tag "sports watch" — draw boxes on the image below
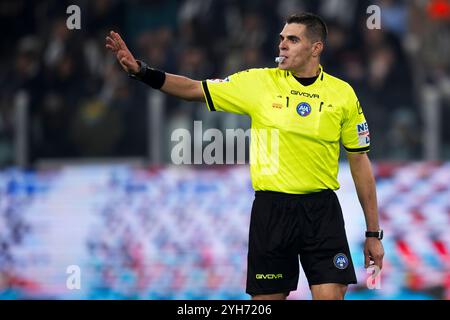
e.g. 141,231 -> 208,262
365,229 -> 383,240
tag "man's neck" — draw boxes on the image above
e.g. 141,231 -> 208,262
292,62 -> 321,78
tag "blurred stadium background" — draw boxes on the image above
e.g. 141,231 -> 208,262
1,0 -> 450,299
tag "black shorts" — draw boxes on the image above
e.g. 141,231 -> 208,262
246,189 -> 357,296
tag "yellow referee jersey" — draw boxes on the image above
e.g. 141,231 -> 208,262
201,66 -> 370,194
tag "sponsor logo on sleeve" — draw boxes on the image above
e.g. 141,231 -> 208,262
356,121 -> 370,146
208,77 -> 230,83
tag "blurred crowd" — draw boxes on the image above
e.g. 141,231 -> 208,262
1,0 -> 449,167
2,164 -> 450,299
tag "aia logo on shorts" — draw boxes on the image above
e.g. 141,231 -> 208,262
333,253 -> 349,270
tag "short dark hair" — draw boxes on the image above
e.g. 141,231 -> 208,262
286,13 -> 328,43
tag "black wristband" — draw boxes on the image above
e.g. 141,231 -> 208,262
365,230 -> 383,240
129,60 -> 166,89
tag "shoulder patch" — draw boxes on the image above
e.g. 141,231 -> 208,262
356,121 -> 370,146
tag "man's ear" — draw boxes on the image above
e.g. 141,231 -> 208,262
311,41 -> 323,57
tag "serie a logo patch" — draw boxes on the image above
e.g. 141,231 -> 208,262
296,102 -> 311,117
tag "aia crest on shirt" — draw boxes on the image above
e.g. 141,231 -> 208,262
296,102 -> 311,117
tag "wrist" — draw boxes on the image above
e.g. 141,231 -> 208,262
365,229 -> 383,240
366,223 -> 380,232
129,60 -> 166,89
129,60 -> 144,76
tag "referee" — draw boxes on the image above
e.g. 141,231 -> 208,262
106,12 -> 384,300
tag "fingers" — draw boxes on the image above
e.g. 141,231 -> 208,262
108,31 -> 121,50
364,250 -> 383,269
364,251 -> 371,268
106,36 -> 115,46
107,30 -> 137,73
105,44 -> 116,52
110,31 -> 127,50
110,30 -> 117,41
364,239 -> 384,270
373,254 -> 383,270
116,33 -> 128,50
106,36 -> 117,50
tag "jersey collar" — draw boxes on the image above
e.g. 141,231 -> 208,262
288,65 -> 324,87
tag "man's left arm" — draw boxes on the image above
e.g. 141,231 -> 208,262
347,152 -> 384,270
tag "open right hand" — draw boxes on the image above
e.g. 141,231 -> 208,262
105,31 -> 140,74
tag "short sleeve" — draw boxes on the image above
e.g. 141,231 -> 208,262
201,69 -> 262,115
341,86 -> 370,153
